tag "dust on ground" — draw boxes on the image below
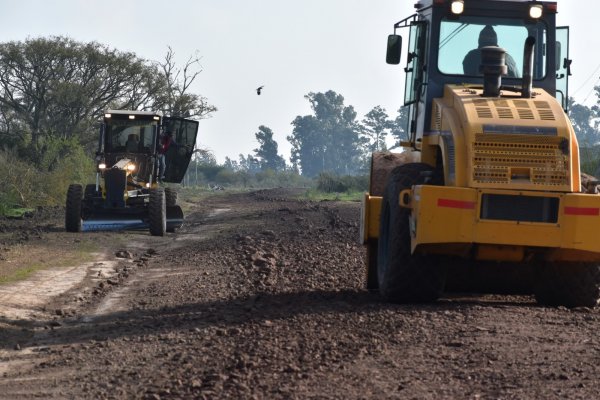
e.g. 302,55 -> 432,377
0,188 -> 599,399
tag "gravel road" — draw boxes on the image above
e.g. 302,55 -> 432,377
0,188 -> 599,399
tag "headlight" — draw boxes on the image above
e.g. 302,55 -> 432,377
529,4 -> 543,18
127,163 -> 136,172
98,163 -> 107,170
451,0 -> 464,14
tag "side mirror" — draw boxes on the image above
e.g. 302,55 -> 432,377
555,41 -> 561,71
386,34 -> 402,65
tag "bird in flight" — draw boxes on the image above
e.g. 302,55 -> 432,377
256,85 -> 264,95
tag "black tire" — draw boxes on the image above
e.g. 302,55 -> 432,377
534,262 -> 600,308
149,188 -> 166,236
377,163 -> 446,303
366,240 -> 379,292
165,187 -> 177,207
65,184 -> 83,232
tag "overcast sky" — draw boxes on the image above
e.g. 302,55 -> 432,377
0,1 -> 598,162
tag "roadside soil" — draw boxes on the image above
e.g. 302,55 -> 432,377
0,188 -> 599,399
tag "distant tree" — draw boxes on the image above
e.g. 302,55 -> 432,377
238,154 -> 261,173
389,107 -> 410,149
223,156 -> 240,171
192,148 -> 217,165
288,90 -> 362,177
157,47 -> 217,119
288,114 -> 323,177
253,125 -> 286,171
570,98 -> 599,146
569,97 -> 600,175
361,105 -> 390,152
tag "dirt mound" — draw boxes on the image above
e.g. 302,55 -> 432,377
369,151 -> 420,196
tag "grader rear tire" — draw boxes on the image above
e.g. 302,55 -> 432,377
534,263 -> 600,308
65,184 -> 83,232
377,163 -> 446,303
149,188 -> 166,236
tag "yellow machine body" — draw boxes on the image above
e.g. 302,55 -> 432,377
362,85 -> 600,263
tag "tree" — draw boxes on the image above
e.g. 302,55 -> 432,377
253,125 -> 286,171
287,90 -> 363,177
157,47 -> 217,119
238,154 -> 261,173
223,156 -> 240,171
570,98 -> 599,147
361,105 -> 390,152
389,107 -> 410,149
570,97 -> 600,175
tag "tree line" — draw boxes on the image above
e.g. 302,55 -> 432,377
2,35 -> 600,208
220,94 -> 600,179
217,91 -> 408,178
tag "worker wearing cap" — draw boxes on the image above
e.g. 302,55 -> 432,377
463,25 -> 519,77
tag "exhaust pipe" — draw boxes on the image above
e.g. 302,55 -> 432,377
521,36 -> 536,98
480,46 -> 507,97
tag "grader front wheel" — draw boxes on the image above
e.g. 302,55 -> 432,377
149,188 -> 166,236
65,184 -> 83,232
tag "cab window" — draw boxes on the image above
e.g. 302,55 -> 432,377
438,17 -> 547,79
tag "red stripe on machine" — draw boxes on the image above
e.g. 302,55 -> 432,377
564,207 -> 600,216
437,199 -> 476,209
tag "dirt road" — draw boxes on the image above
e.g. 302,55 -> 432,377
0,189 -> 599,399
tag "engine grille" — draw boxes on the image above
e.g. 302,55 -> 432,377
480,193 -> 559,223
473,134 -> 569,186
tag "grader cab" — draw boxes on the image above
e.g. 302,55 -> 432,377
361,0 -> 600,307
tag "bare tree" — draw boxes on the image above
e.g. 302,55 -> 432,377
158,47 -> 217,119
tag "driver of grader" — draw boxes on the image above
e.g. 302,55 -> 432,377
462,25 -> 520,77
125,133 -> 140,152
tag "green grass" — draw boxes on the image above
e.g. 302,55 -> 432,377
0,240 -> 98,285
0,264 -> 45,284
2,207 -> 35,218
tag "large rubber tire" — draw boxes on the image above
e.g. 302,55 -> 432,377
366,240 -> 379,292
65,184 -> 83,232
377,163 -> 446,303
165,187 -> 178,207
149,188 -> 166,236
534,262 -> 600,308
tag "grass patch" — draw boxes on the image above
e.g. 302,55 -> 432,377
0,240 -> 99,285
3,207 -> 35,219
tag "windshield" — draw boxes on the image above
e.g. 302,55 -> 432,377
105,120 -> 157,153
438,17 -> 547,79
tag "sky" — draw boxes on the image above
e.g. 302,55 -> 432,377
0,0 -> 598,163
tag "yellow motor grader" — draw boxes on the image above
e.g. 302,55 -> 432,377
65,110 -> 198,236
361,0 -> 600,307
